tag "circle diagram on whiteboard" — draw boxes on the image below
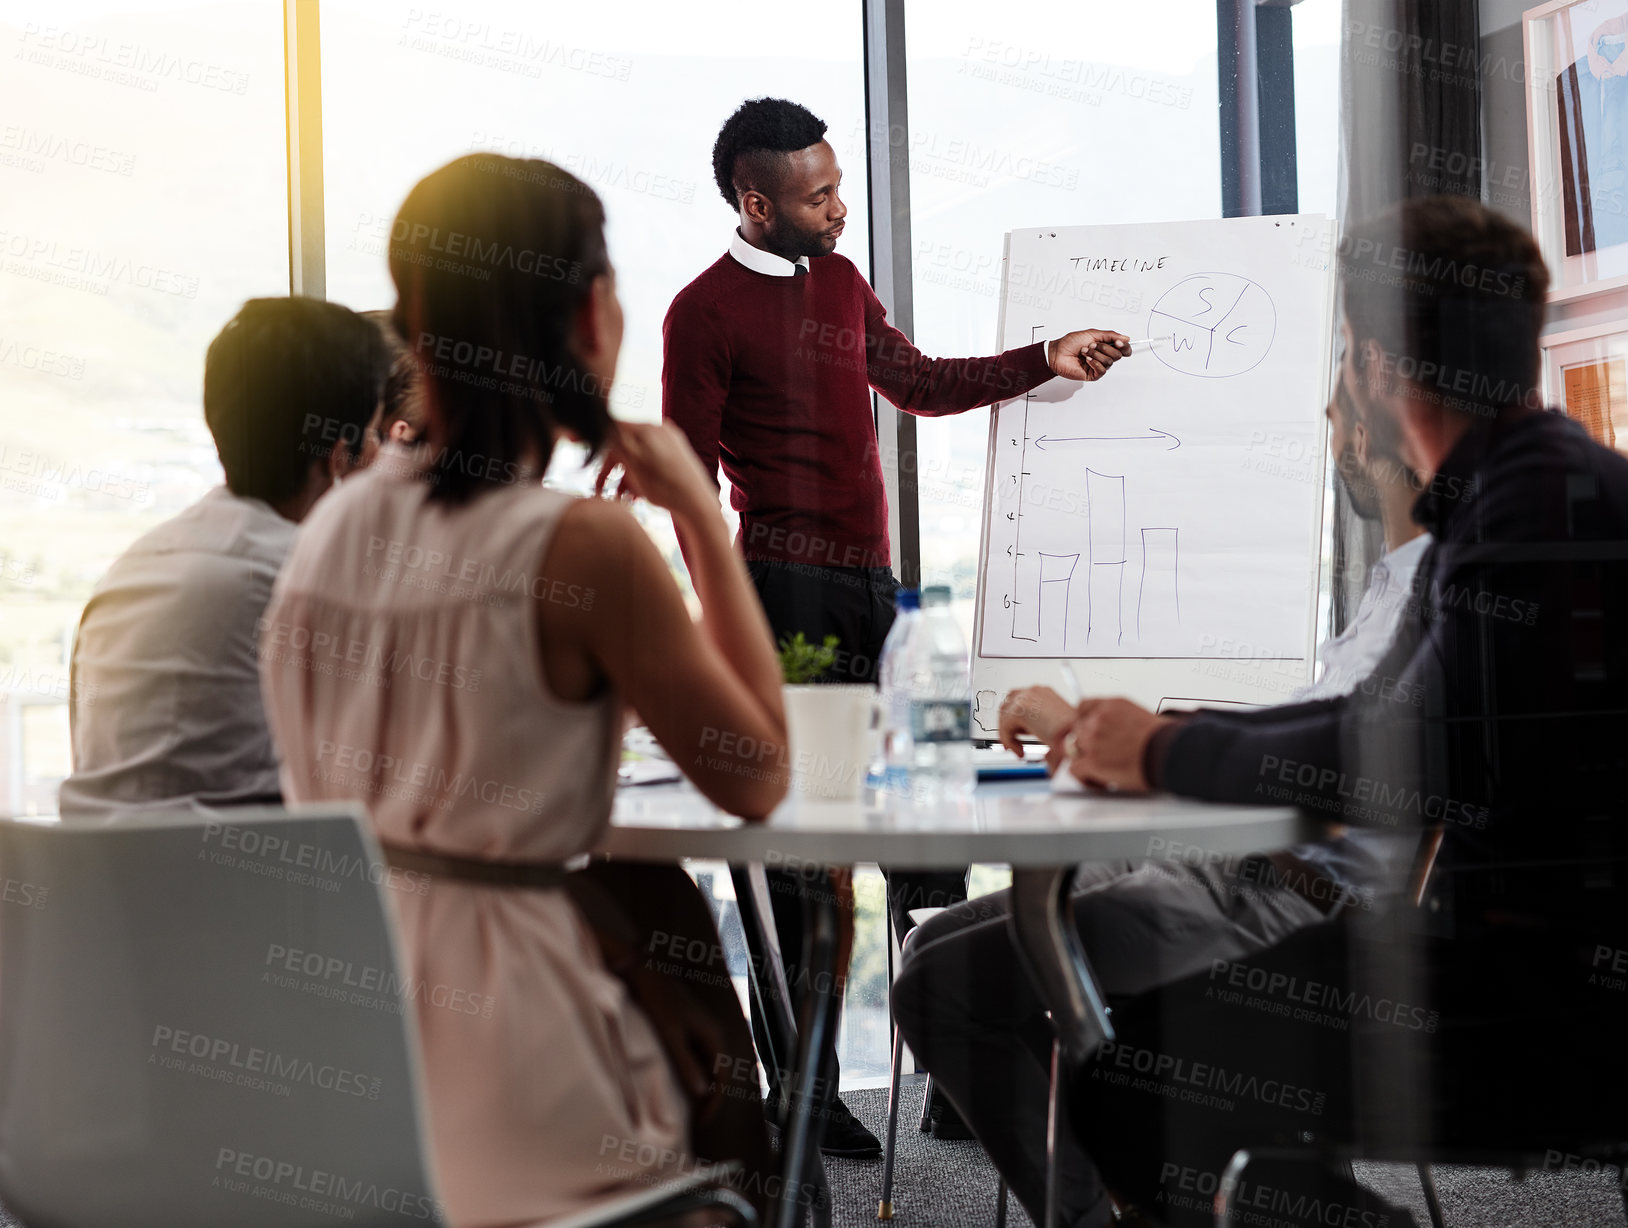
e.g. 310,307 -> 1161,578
1147,272 -> 1276,378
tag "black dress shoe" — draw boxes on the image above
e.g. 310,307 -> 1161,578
762,1093 -> 883,1158
818,1097 -> 882,1158
927,1086 -> 976,1141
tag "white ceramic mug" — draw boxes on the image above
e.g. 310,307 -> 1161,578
782,684 -> 884,804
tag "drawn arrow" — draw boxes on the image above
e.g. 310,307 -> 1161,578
1032,429 -> 1181,451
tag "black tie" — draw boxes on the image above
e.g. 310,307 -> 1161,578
793,264 -> 808,277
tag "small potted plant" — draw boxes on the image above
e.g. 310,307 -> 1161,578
777,632 -> 840,685
775,634 -> 879,803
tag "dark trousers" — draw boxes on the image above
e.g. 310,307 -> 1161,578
1072,919 -> 1411,1228
746,559 -> 969,1095
1073,866 -> 1628,1228
747,559 -> 898,687
891,860 -> 1327,1228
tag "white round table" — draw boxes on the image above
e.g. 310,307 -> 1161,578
603,777 -> 1315,867
599,780 -> 1324,1228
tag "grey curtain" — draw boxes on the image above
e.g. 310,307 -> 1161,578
1332,0 -> 1482,632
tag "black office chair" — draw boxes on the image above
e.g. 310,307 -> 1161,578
1207,827 -> 1628,1228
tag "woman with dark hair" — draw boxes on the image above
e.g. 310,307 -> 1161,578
261,154 -> 790,1226
362,309 -> 426,445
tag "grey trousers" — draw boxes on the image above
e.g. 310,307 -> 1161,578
890,858 -> 1326,1228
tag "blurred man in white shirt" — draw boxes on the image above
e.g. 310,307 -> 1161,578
1296,378 -> 1429,701
59,297 -> 388,819
896,377 -> 1434,1228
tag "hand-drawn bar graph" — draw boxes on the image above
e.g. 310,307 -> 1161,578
1010,462 -> 1183,653
1000,306 -> 1204,656
1006,324 -> 1046,646
1137,527 -> 1181,639
1086,469 -> 1125,647
1037,553 -> 1079,649
978,219 -> 1335,670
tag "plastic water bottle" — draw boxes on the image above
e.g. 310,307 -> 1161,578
910,586 -> 975,800
876,586 -> 974,802
873,588 -> 921,795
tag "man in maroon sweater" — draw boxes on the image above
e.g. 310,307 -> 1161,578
665,98 -> 1126,636
663,97 -> 1128,1154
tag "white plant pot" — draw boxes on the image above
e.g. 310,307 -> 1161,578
781,683 -> 883,804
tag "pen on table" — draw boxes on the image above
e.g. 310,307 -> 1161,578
1055,662 -> 1086,778
1058,660 -> 1083,705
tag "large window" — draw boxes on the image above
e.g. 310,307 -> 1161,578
903,0 -> 1225,642
0,2 -> 289,814
320,0 -> 888,1081
1293,0 -> 1342,217
321,0 -> 871,578
4,0 -> 1343,1092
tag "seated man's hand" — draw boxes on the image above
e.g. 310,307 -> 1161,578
1063,698 -> 1172,794
998,685 -> 1078,773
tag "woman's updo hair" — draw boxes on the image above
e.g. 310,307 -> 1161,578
389,154 -> 613,502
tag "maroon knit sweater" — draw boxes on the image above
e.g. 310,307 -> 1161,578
662,251 -> 1054,569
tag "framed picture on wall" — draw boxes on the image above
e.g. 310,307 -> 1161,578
1525,0 -> 1628,299
1541,319 -> 1628,450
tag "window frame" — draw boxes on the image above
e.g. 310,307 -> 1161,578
282,0 -> 1309,599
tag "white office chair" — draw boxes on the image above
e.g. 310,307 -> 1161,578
0,806 -> 750,1228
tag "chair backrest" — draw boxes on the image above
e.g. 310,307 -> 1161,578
1408,824 -> 1446,908
0,806 -> 449,1228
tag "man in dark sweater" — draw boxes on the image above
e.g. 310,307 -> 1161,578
663,97 -> 1129,1154
897,196 -> 1628,1226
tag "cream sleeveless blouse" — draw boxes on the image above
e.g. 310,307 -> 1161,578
260,451 -> 688,1226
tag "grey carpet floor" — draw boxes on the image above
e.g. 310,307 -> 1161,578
2,1083 -> 1622,1226
828,1081 -> 1628,1228
824,1081 -> 1035,1228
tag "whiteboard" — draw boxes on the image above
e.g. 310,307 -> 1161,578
971,215 -> 1336,738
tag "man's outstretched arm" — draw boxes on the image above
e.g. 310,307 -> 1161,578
860,276 -> 1128,416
